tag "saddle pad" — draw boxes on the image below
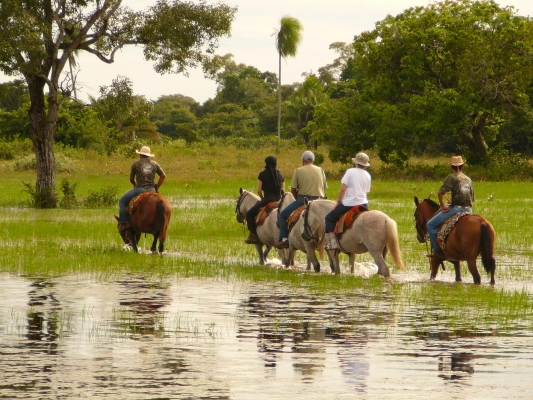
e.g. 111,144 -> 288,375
288,205 -> 306,231
334,205 -> 368,235
437,211 -> 471,250
127,191 -> 156,214
255,201 -> 279,226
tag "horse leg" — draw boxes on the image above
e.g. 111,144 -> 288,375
429,257 -> 440,280
254,243 -> 265,265
451,261 -> 462,282
131,233 -> 139,253
150,231 -> 159,253
369,249 -> 390,277
263,246 -> 272,263
466,258 -> 481,284
348,253 -> 356,274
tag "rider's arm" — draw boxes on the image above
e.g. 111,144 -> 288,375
438,190 -> 449,212
257,179 -> 263,199
130,173 -> 136,187
156,171 -> 166,190
336,184 -> 348,205
291,187 -> 298,198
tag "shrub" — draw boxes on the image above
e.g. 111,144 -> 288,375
12,153 -> 80,173
84,186 -> 118,208
59,179 -> 79,209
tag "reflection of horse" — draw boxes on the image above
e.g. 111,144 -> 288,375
115,192 -> 172,254
304,199 -> 404,276
414,196 -> 496,285
235,188 -> 288,265
280,192 -> 325,271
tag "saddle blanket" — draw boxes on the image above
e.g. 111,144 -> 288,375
127,191 -> 156,214
255,201 -> 278,226
437,211 -> 471,250
288,205 -> 306,231
334,205 -> 368,235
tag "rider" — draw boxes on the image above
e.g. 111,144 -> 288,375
275,150 -> 327,249
117,145 -> 166,232
244,155 -> 285,244
427,155 -> 474,257
324,152 -> 371,250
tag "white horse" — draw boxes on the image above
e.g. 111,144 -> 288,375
235,188 -> 288,265
279,193 -> 326,271
303,199 -> 405,277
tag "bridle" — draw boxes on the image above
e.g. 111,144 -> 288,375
301,200 -> 325,245
235,191 -> 249,224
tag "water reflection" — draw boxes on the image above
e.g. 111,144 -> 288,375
438,353 -> 475,380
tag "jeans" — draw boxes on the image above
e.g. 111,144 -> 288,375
278,195 -> 319,240
325,203 -> 367,233
427,206 -> 472,252
246,194 -> 281,234
118,187 -> 149,223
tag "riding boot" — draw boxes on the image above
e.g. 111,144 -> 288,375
244,232 -> 260,244
325,235 -> 339,250
275,238 -> 289,249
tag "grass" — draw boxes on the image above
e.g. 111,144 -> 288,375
2,143 -> 533,335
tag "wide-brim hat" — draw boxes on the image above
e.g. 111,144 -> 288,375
450,156 -> 465,166
136,146 -> 155,157
352,152 -> 370,167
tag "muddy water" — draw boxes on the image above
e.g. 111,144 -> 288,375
1,272 -> 533,399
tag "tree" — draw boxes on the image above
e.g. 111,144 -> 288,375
0,0 -> 236,207
330,0 -> 533,166
274,15 -> 303,152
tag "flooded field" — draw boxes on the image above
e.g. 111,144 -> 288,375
2,270 -> 533,399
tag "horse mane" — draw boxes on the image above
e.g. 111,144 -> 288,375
424,198 -> 439,209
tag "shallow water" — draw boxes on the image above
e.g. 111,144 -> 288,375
2,271 -> 533,399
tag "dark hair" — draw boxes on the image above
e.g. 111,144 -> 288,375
264,156 -> 280,190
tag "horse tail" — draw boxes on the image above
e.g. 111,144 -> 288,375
480,222 -> 496,274
318,241 -> 326,261
156,199 -> 170,240
385,217 -> 405,270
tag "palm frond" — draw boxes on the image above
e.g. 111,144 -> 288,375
275,16 -> 303,58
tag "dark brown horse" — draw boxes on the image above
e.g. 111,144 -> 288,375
414,196 -> 496,285
115,193 -> 172,254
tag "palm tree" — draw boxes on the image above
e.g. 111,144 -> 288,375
274,15 -> 303,152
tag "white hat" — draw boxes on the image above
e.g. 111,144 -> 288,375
352,152 -> 370,167
136,146 -> 155,157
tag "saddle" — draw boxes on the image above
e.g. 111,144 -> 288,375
334,205 -> 368,235
437,211 -> 471,250
255,201 -> 278,226
287,205 -> 306,232
127,191 -> 156,214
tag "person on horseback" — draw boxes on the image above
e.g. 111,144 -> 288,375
324,152 -> 371,250
427,155 -> 474,258
275,151 -> 327,249
117,145 -> 166,232
244,156 -> 285,244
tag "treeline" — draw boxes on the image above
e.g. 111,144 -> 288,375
2,0 -> 533,171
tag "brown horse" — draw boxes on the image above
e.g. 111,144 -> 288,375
413,196 -> 495,285
115,193 -> 172,254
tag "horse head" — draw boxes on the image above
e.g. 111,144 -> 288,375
114,215 -> 135,246
413,196 -> 439,243
235,187 -> 259,224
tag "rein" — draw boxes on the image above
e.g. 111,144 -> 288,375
301,201 -> 325,246
235,191 -> 249,224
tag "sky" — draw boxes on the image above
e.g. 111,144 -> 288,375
2,0 -> 533,104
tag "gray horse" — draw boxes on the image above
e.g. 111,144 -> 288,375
235,188 -> 288,265
303,199 -> 404,276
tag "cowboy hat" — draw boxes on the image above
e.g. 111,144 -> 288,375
352,152 -> 370,167
136,146 -> 155,157
449,156 -> 465,166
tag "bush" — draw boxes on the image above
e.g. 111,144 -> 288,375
59,179 -> 79,209
12,153 -> 80,173
84,186 -> 118,208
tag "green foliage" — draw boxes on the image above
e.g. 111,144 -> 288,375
21,182 -> 56,209
84,186 -> 119,208
12,153 -> 79,173
59,179 -> 79,209
0,137 -> 32,160
275,16 -> 304,58
0,80 -> 29,111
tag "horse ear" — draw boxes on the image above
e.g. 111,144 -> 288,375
414,196 -> 419,206
239,187 -> 243,194
304,198 -> 309,206
114,215 -> 119,222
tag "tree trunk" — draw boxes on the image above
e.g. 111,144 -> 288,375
28,78 -> 58,208
277,51 -> 282,153
459,112 -> 489,164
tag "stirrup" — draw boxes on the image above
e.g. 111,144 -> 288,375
325,237 -> 338,250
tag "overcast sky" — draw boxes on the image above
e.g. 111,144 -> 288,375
2,0 -> 533,104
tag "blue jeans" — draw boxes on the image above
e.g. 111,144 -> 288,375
278,195 -> 319,240
118,187 -> 149,223
427,206 -> 472,252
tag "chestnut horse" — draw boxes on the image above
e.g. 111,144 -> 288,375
413,196 -> 495,285
115,193 -> 172,254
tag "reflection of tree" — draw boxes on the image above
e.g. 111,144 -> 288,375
115,276 -> 171,336
438,353 -> 474,380
26,280 -> 60,356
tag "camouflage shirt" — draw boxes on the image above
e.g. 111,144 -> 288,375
439,172 -> 474,208
130,158 -> 164,189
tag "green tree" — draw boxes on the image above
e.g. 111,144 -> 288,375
332,0 -> 533,166
274,15 -> 303,152
0,0 -> 235,207
0,80 -> 29,111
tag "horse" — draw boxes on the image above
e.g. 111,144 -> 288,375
280,193 -> 326,271
114,192 -> 172,254
303,199 -> 404,277
413,196 -> 496,285
235,188 -> 289,265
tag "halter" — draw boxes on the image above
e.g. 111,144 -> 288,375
235,190 -> 249,224
301,200 -> 325,246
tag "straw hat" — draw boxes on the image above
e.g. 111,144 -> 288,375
449,156 -> 465,166
136,146 -> 155,157
352,152 -> 370,167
